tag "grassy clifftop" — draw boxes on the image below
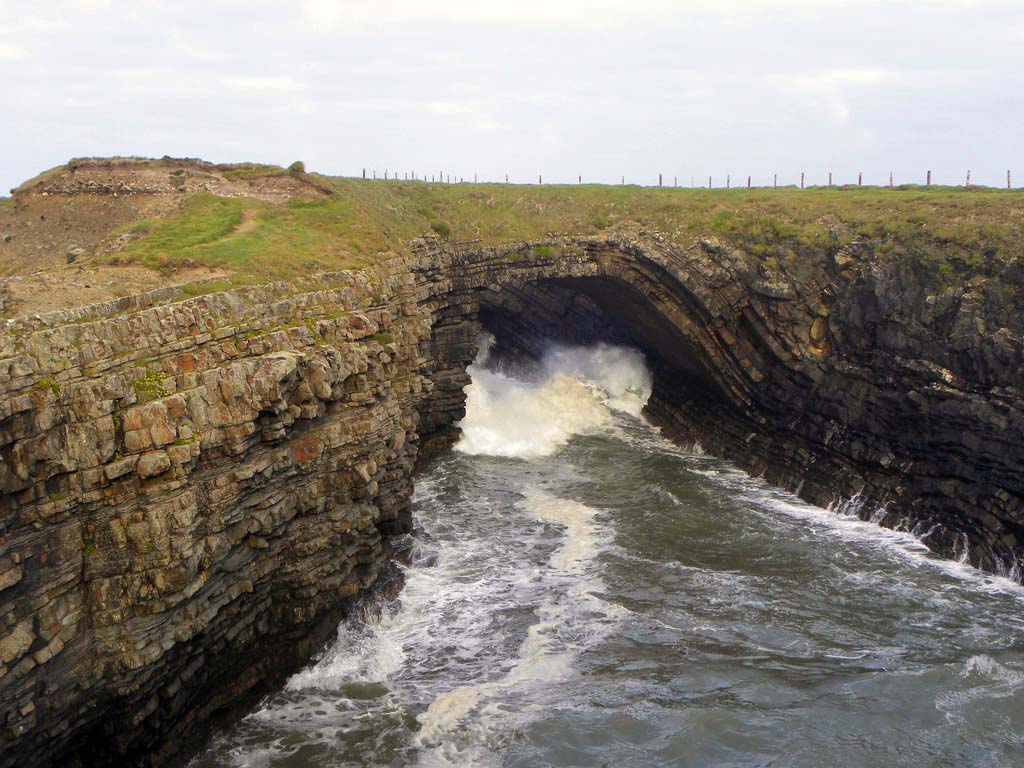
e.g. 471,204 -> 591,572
2,158 -> 1022,317
107,176 -> 1024,286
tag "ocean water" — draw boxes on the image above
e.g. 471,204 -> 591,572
193,342 -> 1024,768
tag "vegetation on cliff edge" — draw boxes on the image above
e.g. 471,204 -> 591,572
101,176 -> 1024,295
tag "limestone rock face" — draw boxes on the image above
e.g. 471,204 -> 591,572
0,263 -> 432,767
0,231 -> 1021,767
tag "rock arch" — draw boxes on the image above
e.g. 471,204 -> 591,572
415,233 -> 1024,579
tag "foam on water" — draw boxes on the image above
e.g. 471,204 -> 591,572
455,339 -> 651,458
412,489 -> 624,766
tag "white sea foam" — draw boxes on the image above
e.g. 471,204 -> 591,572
412,488 -> 622,766
455,339 -> 651,458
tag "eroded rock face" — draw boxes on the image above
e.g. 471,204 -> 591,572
414,234 -> 1024,578
0,264 -> 433,766
0,232 -> 1021,766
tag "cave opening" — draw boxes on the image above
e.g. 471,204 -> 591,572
474,276 -> 733,449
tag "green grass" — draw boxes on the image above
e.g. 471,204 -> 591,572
105,193 -> 382,278
100,176 -> 1024,298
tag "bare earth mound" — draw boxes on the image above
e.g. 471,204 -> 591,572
0,158 -> 328,316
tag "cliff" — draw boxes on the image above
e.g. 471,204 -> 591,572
0,160 -> 1022,766
0,263 -> 434,765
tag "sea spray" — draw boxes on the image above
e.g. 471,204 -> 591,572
455,339 -> 652,458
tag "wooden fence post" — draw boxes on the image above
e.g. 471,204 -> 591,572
828,172 -> 832,186
674,176 -> 678,187
539,174 -> 542,185
659,173 -> 663,187
622,176 -> 625,185
1009,170 -> 1013,189
362,168 -> 366,179
858,172 -> 862,187
800,172 -> 804,189
927,170 -> 931,186
579,175 -> 582,184
708,176 -> 712,189
889,172 -> 893,188
506,173 -> 509,184
773,173 -> 777,188
727,174 -> 730,189
747,175 -> 751,188
966,170 -> 971,187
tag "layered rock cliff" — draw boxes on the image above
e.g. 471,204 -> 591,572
0,263 -> 433,766
0,231 -> 1022,766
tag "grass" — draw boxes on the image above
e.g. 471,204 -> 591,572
104,193 -> 382,279
97,175 -> 1024,299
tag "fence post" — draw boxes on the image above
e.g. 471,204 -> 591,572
708,176 -> 712,189
927,170 -> 931,186
858,172 -> 862,187
659,173 -> 663,187
579,175 -> 582,184
966,170 -> 971,187
828,171 -> 832,186
674,176 -> 678,187
747,175 -> 751,188
889,172 -> 893,188
774,173 -> 777,188
727,174 -> 730,189
621,176 -> 625,185
800,172 -> 804,189
506,173 -> 509,184
362,168 -> 366,179
539,174 -> 542,185
1009,170 -> 1013,189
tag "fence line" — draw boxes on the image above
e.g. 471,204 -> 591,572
358,169 -> 1021,189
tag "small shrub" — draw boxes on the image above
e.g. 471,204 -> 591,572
431,220 -> 452,239
133,371 -> 171,402
34,378 -> 61,396
288,161 -> 306,174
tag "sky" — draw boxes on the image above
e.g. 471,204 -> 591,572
1,0 -> 1021,192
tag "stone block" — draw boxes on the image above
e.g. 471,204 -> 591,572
137,451 -> 171,479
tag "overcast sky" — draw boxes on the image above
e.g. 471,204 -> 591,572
1,0 -> 1021,192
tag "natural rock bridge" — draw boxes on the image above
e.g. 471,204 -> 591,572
1,233 -> 1022,766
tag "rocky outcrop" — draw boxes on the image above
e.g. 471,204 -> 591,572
0,231 -> 1021,766
0,264 -> 433,766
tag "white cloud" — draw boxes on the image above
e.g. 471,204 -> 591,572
0,43 -> 28,60
0,0 -> 1022,191
221,76 -> 307,93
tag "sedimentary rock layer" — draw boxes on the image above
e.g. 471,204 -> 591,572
0,232 -> 1021,766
